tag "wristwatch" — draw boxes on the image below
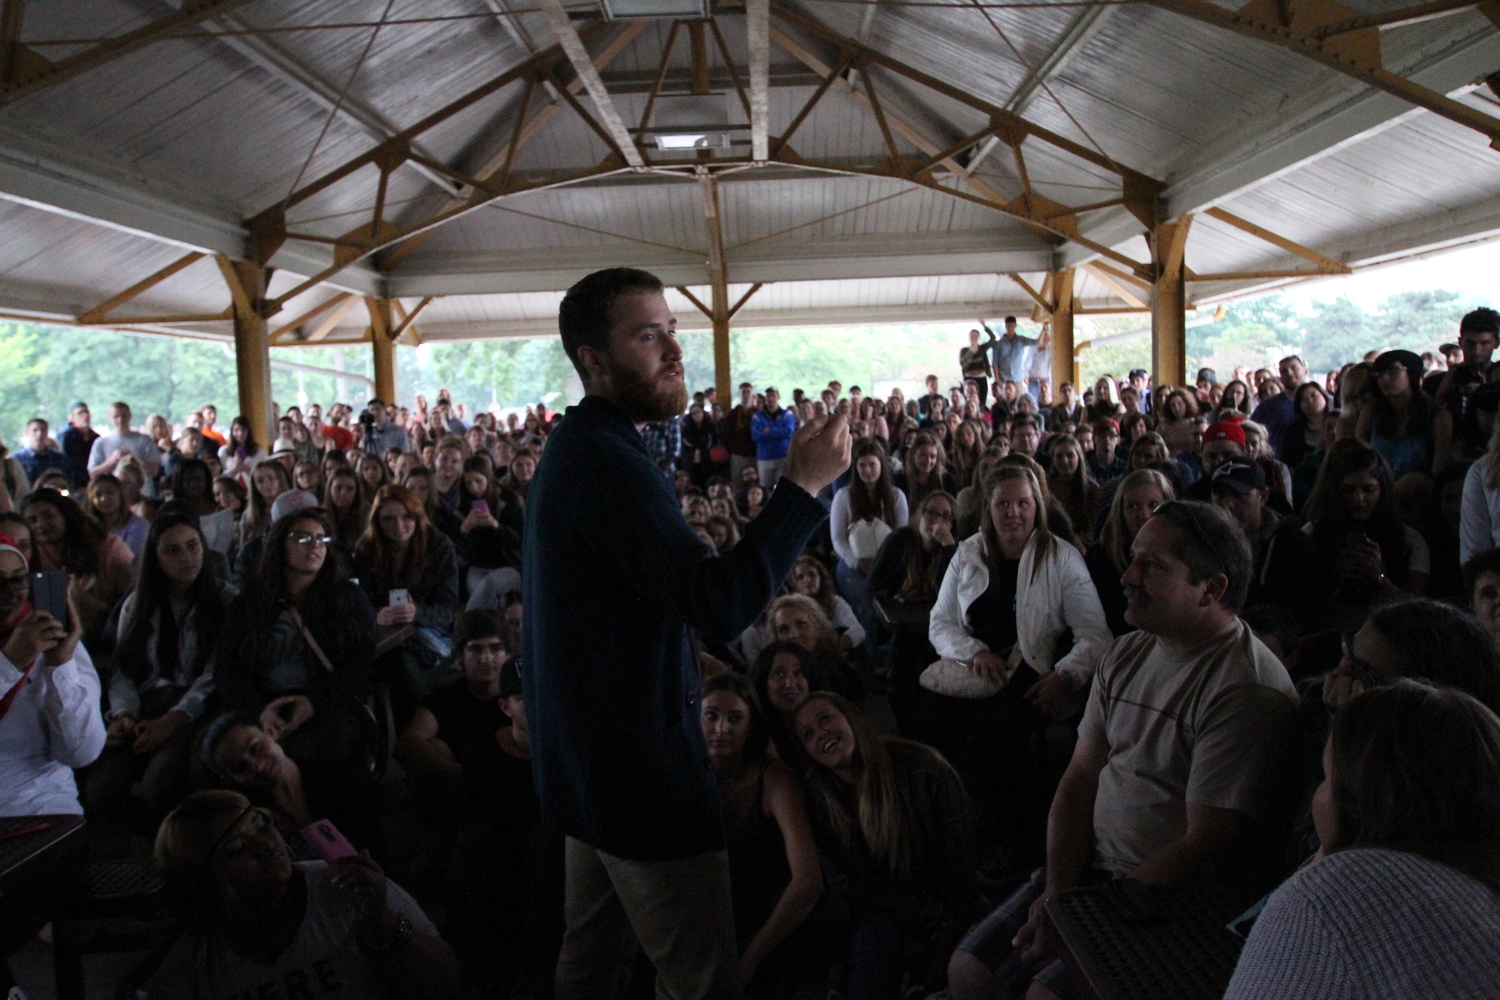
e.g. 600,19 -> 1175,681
364,912 -> 413,956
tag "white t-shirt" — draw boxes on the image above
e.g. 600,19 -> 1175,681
88,431 -> 160,471
146,861 -> 438,1000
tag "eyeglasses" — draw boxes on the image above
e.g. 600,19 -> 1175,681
1340,632 -> 1387,690
287,532 -> 333,548
210,806 -> 276,861
1157,501 -> 1232,576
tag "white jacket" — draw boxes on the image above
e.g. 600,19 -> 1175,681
929,530 -> 1111,689
1461,455 -> 1500,565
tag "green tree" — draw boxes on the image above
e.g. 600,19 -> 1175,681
1300,297 -> 1367,373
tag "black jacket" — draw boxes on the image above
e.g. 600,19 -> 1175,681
522,396 -> 827,861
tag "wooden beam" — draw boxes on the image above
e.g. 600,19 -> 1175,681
303,294 -> 364,343
270,292 -> 355,342
1088,259 -> 1154,294
858,62 -> 904,173
675,285 -> 713,318
1084,261 -> 1150,310
1314,0 -> 1488,36
1008,273 -> 1053,314
1050,268 -> 1077,390
539,0 -> 644,167
223,258 -> 273,448
772,52 -> 852,158
638,21 -> 682,142
104,310 -> 232,325
1203,206 -> 1350,273
391,296 -> 434,342
76,251 -> 206,324
0,0 -> 260,105
689,20 -> 710,95
700,171 -> 732,401
1189,269 -> 1338,281
367,297 -> 397,404
747,0 -> 771,161
728,282 -> 765,319
1151,220 -> 1188,388
1146,0 -> 1500,150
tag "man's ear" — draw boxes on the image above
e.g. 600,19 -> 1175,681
1200,572 -> 1230,608
575,345 -> 605,386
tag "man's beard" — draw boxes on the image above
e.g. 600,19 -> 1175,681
611,359 -> 687,422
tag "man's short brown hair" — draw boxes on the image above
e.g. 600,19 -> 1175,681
558,267 -> 665,385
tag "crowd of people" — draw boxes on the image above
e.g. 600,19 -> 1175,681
1,288 -> 1499,1000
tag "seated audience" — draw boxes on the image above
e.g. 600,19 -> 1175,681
394,609 -> 508,828
1085,469 -> 1175,636
148,790 -> 459,1000
324,465 -> 368,553
1460,416 -> 1500,563
921,465 -> 1111,864
1225,682 -> 1500,1000
86,472 -> 149,556
830,438 -> 909,630
22,487 -> 134,648
1207,456 -> 1324,633
89,509 -> 236,838
949,501 -> 1299,1000
701,673 -> 825,988
1085,418 -> 1126,484
1464,548 -> 1500,647
750,640 -> 828,762
0,532 -> 103,815
770,593 -> 863,702
1044,435 -> 1099,544
894,432 -> 957,508
446,657 -> 564,995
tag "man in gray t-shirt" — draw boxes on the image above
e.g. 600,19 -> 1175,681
86,400 -> 161,480
950,501 -> 1299,1000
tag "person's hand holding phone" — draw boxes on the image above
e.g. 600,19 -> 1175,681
42,593 -> 82,667
376,601 -> 416,626
331,850 -> 392,927
260,694 -> 315,741
1339,536 -> 1384,581
105,714 -> 137,748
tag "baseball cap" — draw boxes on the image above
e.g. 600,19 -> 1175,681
1202,421 -> 1247,447
1209,456 -> 1265,494
499,658 -> 522,698
1092,418 -> 1120,436
269,489 -> 319,523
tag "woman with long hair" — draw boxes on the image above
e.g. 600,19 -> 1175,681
921,465 -> 1110,861
215,508 -> 380,848
86,472 -> 149,556
1242,418 -> 1295,501
89,508 -> 236,834
868,491 -> 959,735
1045,435 -> 1100,545
831,439 -> 908,632
1085,468 -> 1174,636
787,555 -> 864,649
1284,381 -> 1335,509
949,419 -> 986,486
1088,375 -> 1122,422
323,465 -> 367,554
499,449 -> 537,507
954,446 -> 1008,539
750,641 -> 828,762
238,460 -> 291,548
699,673 -> 826,987
355,452 -> 389,499
1156,388 -> 1200,454
1356,349 -> 1452,477
453,459 -> 523,587
1225,682 -> 1500,999
793,692 -> 978,999
769,594 -> 863,703
115,456 -> 153,521
894,431 -> 957,510
218,415 -> 262,479
354,484 -> 460,726
145,414 -> 174,456
22,487 -> 133,647
1219,379 -> 1253,417
1304,440 -> 1427,630
212,475 -> 246,520
292,460 -> 323,498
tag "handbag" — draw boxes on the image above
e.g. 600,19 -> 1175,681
918,645 -> 1022,700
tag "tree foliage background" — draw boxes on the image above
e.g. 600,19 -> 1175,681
0,288 -> 1479,442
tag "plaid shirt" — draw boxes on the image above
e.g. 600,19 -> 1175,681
639,419 -> 683,475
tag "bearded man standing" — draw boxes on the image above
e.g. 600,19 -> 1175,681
523,268 -> 850,1000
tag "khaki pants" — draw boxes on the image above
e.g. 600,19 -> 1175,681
757,458 -> 786,490
555,837 -> 738,1000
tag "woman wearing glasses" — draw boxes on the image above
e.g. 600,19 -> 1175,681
216,510 -> 380,847
147,790 -> 458,1000
354,485 -> 459,730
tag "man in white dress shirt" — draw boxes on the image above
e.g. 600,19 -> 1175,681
0,535 -> 105,816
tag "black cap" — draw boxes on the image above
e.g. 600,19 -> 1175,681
1373,349 -> 1424,387
1129,369 -> 1148,379
499,657 -> 522,698
1209,456 -> 1266,495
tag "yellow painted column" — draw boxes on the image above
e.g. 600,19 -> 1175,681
1049,268 -> 1075,391
227,259 -> 273,448
1151,220 -> 1188,388
366,297 -> 397,404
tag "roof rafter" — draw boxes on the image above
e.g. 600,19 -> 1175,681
539,0 -> 643,167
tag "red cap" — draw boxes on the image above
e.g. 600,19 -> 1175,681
1218,412 -> 1247,423
1092,418 -> 1120,436
1203,421 -> 1246,447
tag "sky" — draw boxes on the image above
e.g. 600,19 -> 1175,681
1269,238 -> 1500,313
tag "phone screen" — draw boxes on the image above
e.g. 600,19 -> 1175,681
303,819 -> 359,866
472,500 -> 489,516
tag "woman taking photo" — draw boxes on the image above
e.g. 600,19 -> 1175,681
750,641 -> 827,762
216,509 -> 380,837
89,509 -> 236,835
868,491 -> 959,735
147,790 -> 458,1000
1357,349 -> 1452,478
453,459 -> 523,587
218,416 -> 263,479
700,673 -> 825,987
1225,682 -> 1500,1000
794,692 -> 979,999
22,488 -> 133,648
354,485 -> 460,727
830,439 -> 909,627
86,472 -> 149,556
894,432 -> 957,510
1303,441 -> 1427,629
1044,435 -> 1099,545
1085,468 -> 1174,636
